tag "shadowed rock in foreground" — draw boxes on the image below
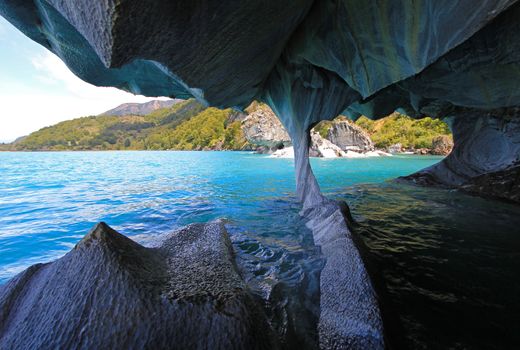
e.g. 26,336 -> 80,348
304,201 -> 384,349
0,222 -> 276,350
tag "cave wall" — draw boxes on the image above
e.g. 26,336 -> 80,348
2,1 -> 520,348
403,109 -> 520,202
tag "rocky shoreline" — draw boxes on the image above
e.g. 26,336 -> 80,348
243,107 -> 452,158
0,222 -> 279,349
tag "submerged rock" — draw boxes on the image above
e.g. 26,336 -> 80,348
0,222 -> 276,350
326,121 -> 374,152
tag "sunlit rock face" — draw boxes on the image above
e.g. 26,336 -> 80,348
327,121 -> 374,152
241,104 -> 291,150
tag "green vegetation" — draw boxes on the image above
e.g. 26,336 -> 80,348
142,107 -> 248,150
6,99 -> 250,151
1,101 -> 451,152
355,113 -> 451,149
314,120 -> 333,139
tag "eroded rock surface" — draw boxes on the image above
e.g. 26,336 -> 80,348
326,121 -> 374,152
403,110 -> 520,202
310,131 -> 347,158
2,1 -> 520,348
304,201 -> 384,350
241,104 -> 291,150
0,222 -> 276,350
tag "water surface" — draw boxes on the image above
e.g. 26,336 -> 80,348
0,151 -> 518,348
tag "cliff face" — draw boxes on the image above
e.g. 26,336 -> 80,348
241,104 -> 291,149
326,121 -> 374,152
2,1 -> 520,348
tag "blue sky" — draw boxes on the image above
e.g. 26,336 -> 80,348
0,16 -> 165,142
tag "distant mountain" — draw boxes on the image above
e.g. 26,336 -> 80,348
101,99 -> 182,116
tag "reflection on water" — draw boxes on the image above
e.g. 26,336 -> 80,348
1,151 -> 518,348
335,183 -> 520,349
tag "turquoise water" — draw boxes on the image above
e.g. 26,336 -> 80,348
0,151 -> 518,348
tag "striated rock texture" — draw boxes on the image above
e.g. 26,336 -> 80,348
3,1 -> 520,348
310,131 -> 347,158
0,222 -> 277,350
402,109 -> 520,203
326,121 -> 374,152
2,0 -> 519,199
304,201 -> 384,349
241,104 -> 291,150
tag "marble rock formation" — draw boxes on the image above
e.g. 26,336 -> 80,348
0,222 -> 276,350
403,109 -> 520,203
2,0 -> 520,348
326,121 -> 374,152
2,0 -> 518,200
241,104 -> 291,151
310,130 -> 347,158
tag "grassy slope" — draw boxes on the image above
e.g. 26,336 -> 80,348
355,113 -> 452,149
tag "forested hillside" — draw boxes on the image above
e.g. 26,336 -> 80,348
1,100 -> 452,152
5,100 -> 249,151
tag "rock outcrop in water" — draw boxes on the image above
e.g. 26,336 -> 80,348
241,104 -> 291,152
0,222 -> 276,350
2,0 -> 520,348
402,109 -> 520,203
310,131 -> 347,158
326,121 -> 374,152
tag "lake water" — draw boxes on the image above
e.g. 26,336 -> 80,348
0,151 -> 518,349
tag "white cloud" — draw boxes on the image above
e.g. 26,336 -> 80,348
0,51 -> 169,142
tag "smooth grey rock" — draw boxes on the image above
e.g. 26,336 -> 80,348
0,222 -> 277,350
327,121 -> 374,152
